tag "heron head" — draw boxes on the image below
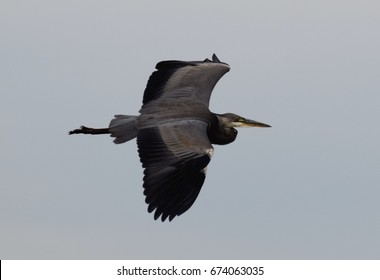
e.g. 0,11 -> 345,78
218,113 -> 271,128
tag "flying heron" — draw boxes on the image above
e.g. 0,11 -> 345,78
69,54 -> 270,221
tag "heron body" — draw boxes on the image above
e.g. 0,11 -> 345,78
69,54 -> 270,221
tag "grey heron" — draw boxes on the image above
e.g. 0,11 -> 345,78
69,54 -> 270,221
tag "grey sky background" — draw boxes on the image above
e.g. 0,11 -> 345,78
1,0 -> 379,259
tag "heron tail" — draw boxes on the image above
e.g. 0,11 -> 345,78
109,114 -> 138,144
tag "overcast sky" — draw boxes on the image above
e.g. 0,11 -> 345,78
1,0 -> 379,259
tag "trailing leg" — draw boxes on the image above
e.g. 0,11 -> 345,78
69,126 -> 110,135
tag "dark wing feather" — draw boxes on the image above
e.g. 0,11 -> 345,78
142,54 -> 230,107
137,120 -> 214,221
142,61 -> 197,104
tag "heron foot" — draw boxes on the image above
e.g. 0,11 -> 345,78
68,126 -> 110,135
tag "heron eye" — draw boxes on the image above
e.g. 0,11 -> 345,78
237,118 -> 245,122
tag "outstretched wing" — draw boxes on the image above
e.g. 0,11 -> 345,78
137,120 -> 214,221
142,54 -> 230,107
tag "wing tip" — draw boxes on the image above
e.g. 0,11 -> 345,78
156,54 -> 226,69
212,53 -> 221,63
